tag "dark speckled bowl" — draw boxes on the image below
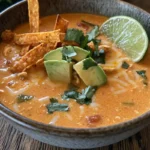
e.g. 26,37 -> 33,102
0,0 -> 150,149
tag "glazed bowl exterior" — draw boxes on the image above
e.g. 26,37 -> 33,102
0,0 -> 150,149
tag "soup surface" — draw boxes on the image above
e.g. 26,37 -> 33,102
0,14 -> 150,128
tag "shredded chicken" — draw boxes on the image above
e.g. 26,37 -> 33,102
72,72 -> 80,86
100,64 -> 117,72
17,72 -> 28,78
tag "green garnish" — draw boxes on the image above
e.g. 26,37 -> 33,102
122,61 -> 129,69
80,35 -> 89,49
62,86 -> 97,105
136,70 -> 148,85
62,90 -> 78,100
65,28 -> 84,44
122,101 -> 135,106
50,98 -> 58,103
62,46 -> 77,62
17,94 -> 34,103
92,39 -> 101,51
92,49 -> 105,64
46,98 -> 69,114
83,58 -> 97,70
81,20 -> 96,27
136,70 -> 147,80
77,86 -> 97,105
87,26 -> 100,41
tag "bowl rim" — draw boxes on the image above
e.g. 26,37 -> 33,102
0,0 -> 150,137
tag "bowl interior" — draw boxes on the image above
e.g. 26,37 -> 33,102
0,0 -> 150,135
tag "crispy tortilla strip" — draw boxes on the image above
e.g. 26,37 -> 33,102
27,0 -> 39,32
14,30 -> 61,45
12,43 -> 51,72
54,14 -> 69,33
20,46 -> 30,56
1,30 -> 14,42
36,58 -> 44,67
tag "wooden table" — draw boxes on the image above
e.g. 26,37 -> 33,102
1,0 -> 150,150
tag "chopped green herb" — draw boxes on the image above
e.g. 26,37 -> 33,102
62,86 -> 97,105
46,99 -> 69,114
87,26 -> 100,41
50,98 -> 58,103
65,28 -> 84,44
92,39 -> 101,51
62,90 -> 78,100
80,35 -> 89,49
92,49 -> 105,64
81,20 -> 96,27
17,94 -> 34,103
122,101 -> 135,106
62,46 -> 77,62
122,61 -> 129,69
136,70 -> 148,85
83,58 -> 97,70
77,86 -> 97,105
136,70 -> 147,80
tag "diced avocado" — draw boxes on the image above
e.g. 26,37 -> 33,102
44,47 -> 62,61
73,58 -> 107,86
73,46 -> 90,61
44,46 -> 90,62
44,60 -> 72,83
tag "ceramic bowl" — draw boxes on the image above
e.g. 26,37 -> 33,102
0,0 -> 150,149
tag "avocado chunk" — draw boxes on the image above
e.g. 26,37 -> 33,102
73,58 -> 107,86
73,46 -> 90,61
44,46 -> 90,62
44,60 -> 72,83
44,47 -> 62,61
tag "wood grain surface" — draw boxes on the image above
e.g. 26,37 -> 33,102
1,0 -> 150,150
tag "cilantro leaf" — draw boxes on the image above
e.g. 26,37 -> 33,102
62,86 -> 97,105
122,61 -> 129,69
46,98 -> 69,114
62,90 -> 78,100
62,46 -> 77,62
77,86 -> 97,105
92,49 -> 105,64
136,70 -> 147,80
92,39 -> 101,51
80,35 -> 89,49
17,94 -> 34,103
83,58 -> 97,70
87,26 -> 100,41
65,28 -> 84,44
136,70 -> 148,85
50,98 -> 58,103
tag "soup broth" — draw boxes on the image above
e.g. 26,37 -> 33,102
0,14 -> 150,128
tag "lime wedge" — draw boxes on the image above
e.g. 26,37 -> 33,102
100,16 -> 149,62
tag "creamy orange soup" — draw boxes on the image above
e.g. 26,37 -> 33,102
0,14 -> 150,128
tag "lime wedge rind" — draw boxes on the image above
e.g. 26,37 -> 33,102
100,16 -> 149,62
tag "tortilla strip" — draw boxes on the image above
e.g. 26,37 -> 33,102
1,30 -> 14,42
54,14 -> 69,33
27,0 -> 39,32
36,58 -> 44,66
12,43 -> 51,72
14,30 -> 61,45
20,46 -> 30,56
